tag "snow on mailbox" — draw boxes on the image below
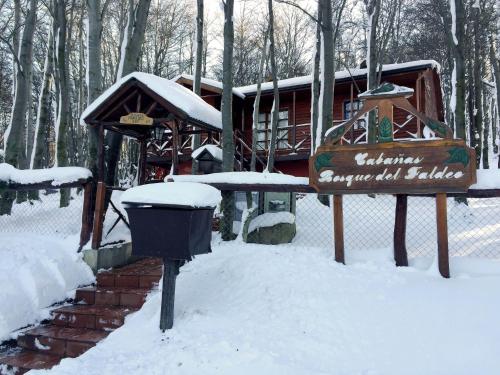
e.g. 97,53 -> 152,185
121,182 -> 221,330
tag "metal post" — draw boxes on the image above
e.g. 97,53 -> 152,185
160,259 -> 179,331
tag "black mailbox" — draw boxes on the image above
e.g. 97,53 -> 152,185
124,205 -> 214,260
121,182 -> 221,331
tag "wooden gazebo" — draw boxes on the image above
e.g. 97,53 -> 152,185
81,72 -> 223,248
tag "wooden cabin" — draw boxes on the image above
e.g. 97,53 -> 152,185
173,60 -> 444,177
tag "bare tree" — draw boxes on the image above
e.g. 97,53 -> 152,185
266,0 -> 280,172
0,0 -> 38,215
251,26 -> 269,171
104,0 -> 151,190
446,0 -> 467,139
220,0 -> 235,241
191,0 -> 203,174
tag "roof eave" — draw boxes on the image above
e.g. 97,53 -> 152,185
241,62 -> 438,97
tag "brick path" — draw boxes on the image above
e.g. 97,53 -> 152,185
0,258 -> 162,374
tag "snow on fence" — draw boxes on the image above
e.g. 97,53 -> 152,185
0,165 -> 93,248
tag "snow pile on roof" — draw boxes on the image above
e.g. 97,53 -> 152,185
80,72 -> 222,130
248,212 -> 295,233
120,182 -> 222,208
0,233 -> 94,341
0,163 -> 92,186
192,144 -> 223,161
358,82 -> 414,98
166,171 -> 309,185
237,60 -> 440,94
470,169 -> 500,190
173,74 -> 246,99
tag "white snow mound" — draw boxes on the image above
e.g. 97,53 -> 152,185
0,235 -> 94,341
248,212 -> 295,233
120,182 -> 222,208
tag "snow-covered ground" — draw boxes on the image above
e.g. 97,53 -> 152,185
0,192 -> 94,342
2,186 -> 499,374
32,239 -> 500,375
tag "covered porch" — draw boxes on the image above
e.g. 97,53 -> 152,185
81,72 -> 223,249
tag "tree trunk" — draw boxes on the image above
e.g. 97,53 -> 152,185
0,0 -> 38,215
266,0 -> 280,172
87,0 -> 103,178
220,0 -> 235,241
472,4 -> 482,167
191,0 -> 203,175
105,0 -> 151,189
365,0 -> 381,144
12,0 -> 21,92
31,27 -> 54,171
318,0 -> 334,145
482,89 -> 490,169
310,3 -> 321,154
490,39 -> 500,158
251,27 -> 269,171
448,0 -> 466,140
54,0 -> 71,207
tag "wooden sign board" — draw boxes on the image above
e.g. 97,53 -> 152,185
120,112 -> 153,126
309,139 -> 476,194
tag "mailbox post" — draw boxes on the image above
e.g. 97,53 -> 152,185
121,182 -> 222,331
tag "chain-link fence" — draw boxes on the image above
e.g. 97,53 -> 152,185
0,181 -> 92,247
1,181 -> 498,259
231,189 -> 500,259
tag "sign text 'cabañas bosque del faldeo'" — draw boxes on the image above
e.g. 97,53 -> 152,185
309,139 -> 476,194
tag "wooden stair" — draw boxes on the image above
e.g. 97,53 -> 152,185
0,258 -> 162,374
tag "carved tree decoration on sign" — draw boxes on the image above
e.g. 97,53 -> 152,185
309,82 -> 476,279
323,82 -> 454,145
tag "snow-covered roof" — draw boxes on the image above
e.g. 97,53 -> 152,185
0,163 -> 92,186
236,60 -> 440,95
166,171 -> 309,186
192,144 -> 223,161
173,74 -> 246,99
80,72 -> 222,130
120,182 -> 222,208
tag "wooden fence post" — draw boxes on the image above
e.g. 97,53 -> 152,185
91,181 -> 106,249
333,195 -> 345,264
79,182 -> 93,250
436,193 -> 450,278
393,194 -> 409,266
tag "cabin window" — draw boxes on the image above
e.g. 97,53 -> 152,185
344,100 -> 366,130
257,110 -> 289,150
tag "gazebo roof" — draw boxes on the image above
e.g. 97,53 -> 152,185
80,72 -> 222,132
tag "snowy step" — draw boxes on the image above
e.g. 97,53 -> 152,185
96,258 -> 162,288
0,350 -> 61,374
52,305 -> 137,331
75,287 -> 149,308
17,326 -> 108,358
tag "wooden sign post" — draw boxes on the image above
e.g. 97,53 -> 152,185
309,83 -> 477,278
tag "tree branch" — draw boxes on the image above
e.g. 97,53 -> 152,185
275,0 -> 321,25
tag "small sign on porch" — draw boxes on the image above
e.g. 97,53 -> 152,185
119,112 -> 154,126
